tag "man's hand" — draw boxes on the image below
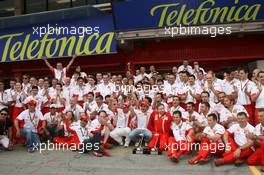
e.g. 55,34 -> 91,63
16,130 -> 20,138
233,148 -> 241,159
225,144 -> 231,153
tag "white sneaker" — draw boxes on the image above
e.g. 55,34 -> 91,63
124,143 -> 129,148
135,142 -> 139,147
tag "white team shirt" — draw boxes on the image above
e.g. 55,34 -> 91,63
228,123 -> 255,147
235,79 -> 257,105
84,100 -> 97,116
96,83 -> 115,99
203,123 -> 225,138
53,68 -> 67,82
219,104 -> 248,124
64,104 -> 84,120
256,85 -> 264,108
115,108 -> 130,128
134,109 -> 153,129
171,121 -> 192,141
17,109 -> 45,133
169,105 -> 185,116
255,123 -> 264,136
178,65 -> 193,75
24,95 -> 43,110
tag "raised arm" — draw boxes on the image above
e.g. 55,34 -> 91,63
66,54 -> 77,71
43,57 -> 54,71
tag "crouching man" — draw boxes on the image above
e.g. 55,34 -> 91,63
0,108 -> 13,151
167,111 -> 194,163
247,109 -> 264,172
110,102 -> 132,147
188,113 -> 226,165
147,104 -> 172,152
69,115 -> 108,157
214,112 -> 255,166
15,100 -> 46,153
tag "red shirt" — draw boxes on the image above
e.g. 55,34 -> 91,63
147,111 -> 172,135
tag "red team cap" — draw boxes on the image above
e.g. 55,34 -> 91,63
95,92 -> 101,96
80,115 -> 89,122
28,100 -> 37,106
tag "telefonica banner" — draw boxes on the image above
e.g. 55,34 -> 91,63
112,0 -> 264,31
0,14 -> 116,63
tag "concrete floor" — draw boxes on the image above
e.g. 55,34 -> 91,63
0,145 -> 261,175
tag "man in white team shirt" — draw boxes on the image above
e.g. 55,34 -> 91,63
84,92 -> 97,117
169,96 -> 185,116
189,113 -> 226,165
43,55 -> 77,82
178,59 -> 193,75
185,74 -> 202,105
222,69 -> 238,97
214,112 -> 255,166
219,96 -> 248,128
71,77 -> 89,107
43,104 -> 62,141
0,81 -> 8,111
234,68 -> 258,125
247,109 -> 264,172
168,111 -> 194,163
96,74 -> 115,99
129,100 -> 153,147
252,71 -> 264,125
64,97 -> 84,120
110,102 -> 132,147
198,91 -> 216,113
23,86 -> 43,111
15,100 -> 46,152
202,73 -> 223,103
163,74 -> 177,103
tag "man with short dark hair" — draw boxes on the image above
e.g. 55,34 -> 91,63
214,112 -> 255,166
247,109 -> 264,172
188,113 -> 225,165
0,108 -> 13,151
147,104 -> 172,152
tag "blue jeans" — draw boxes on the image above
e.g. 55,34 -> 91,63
21,128 -> 40,150
128,128 -> 152,143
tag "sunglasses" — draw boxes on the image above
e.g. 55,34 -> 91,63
0,113 -> 8,116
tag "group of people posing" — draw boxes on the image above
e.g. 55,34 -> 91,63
0,57 -> 263,171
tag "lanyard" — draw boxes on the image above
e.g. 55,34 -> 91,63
80,127 -> 87,137
240,79 -> 249,91
261,125 -> 264,135
28,112 -> 37,127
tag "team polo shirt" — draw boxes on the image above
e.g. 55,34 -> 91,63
17,109 -> 45,133
203,123 -> 225,137
235,79 -> 257,105
134,109 -> 152,129
171,121 -> 192,141
228,123 -> 255,147
255,123 -> 264,136
256,85 -> 264,108
115,109 -> 130,128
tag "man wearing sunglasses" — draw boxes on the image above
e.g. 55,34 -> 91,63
0,108 -> 13,151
